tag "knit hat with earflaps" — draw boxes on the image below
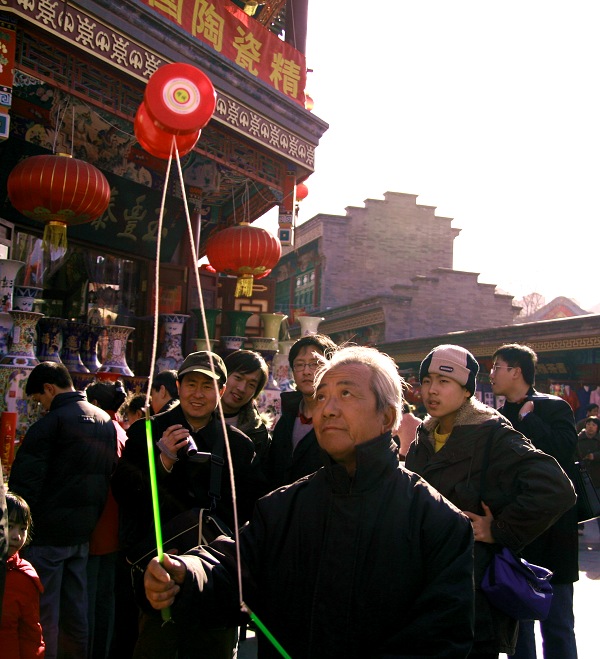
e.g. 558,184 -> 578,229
419,344 -> 479,395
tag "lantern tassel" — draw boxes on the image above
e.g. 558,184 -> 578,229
43,221 -> 68,251
235,274 -> 254,298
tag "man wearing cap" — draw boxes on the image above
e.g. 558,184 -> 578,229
112,351 -> 261,659
406,344 -> 576,659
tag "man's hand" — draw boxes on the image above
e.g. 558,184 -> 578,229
519,400 -> 535,420
464,502 -> 495,543
144,554 -> 187,610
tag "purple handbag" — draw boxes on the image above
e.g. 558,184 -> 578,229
481,546 -> 553,620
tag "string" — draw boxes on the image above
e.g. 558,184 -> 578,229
146,124 -> 290,656
51,99 -> 71,154
173,137 -> 292,656
173,142 -> 245,604
144,135 -> 175,623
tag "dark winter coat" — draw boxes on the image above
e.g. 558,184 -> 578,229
9,391 -> 116,546
575,431 -> 600,487
172,433 -> 476,659
265,390 -> 322,489
405,397 -> 576,655
111,402 -> 262,551
499,388 -> 579,582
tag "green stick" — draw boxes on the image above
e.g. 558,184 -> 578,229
243,604 -> 291,658
145,416 -> 171,623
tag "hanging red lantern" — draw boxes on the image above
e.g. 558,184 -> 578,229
7,153 -> 111,249
295,182 -> 309,202
205,223 -> 282,297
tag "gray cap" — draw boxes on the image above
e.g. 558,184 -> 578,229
177,351 -> 227,383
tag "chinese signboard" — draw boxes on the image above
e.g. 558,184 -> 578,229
140,0 -> 306,106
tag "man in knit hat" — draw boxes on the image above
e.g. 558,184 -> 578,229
406,344 -> 576,658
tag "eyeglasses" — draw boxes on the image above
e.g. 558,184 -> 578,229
292,360 -> 320,373
490,365 -> 515,373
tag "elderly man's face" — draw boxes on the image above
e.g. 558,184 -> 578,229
313,363 -> 394,473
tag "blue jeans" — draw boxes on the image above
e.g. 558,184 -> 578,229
510,583 -> 578,659
24,543 -> 90,659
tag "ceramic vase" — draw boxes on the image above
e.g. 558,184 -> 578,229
260,313 -> 287,340
80,323 -> 102,373
0,310 -> 43,367
12,286 -> 43,312
98,325 -> 135,376
0,260 -> 25,312
220,336 -> 246,351
155,314 -> 189,373
192,338 -> 220,352
0,312 -> 13,358
224,310 -> 253,337
298,315 -> 324,336
191,308 -> 221,340
37,316 -> 65,364
249,336 -> 278,353
252,340 -> 279,390
274,339 -> 296,392
60,321 -> 90,373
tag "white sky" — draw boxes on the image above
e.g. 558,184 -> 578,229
256,1 -> 600,310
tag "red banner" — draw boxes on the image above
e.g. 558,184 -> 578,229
0,22 -> 16,95
141,0 -> 306,106
0,411 -> 17,473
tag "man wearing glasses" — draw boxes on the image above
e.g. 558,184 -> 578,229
490,343 -> 579,659
266,333 -> 337,489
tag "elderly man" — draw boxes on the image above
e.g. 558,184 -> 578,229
143,346 -> 475,659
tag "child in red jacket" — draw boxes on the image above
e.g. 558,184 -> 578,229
0,491 -> 45,658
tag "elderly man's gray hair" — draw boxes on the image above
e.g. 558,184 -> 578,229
314,345 -> 404,428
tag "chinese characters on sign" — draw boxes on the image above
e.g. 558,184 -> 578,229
144,0 -> 306,105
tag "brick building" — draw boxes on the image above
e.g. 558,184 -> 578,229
273,191 -> 521,344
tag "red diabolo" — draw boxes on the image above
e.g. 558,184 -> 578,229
205,223 -> 282,297
134,102 -> 200,160
144,63 -> 217,135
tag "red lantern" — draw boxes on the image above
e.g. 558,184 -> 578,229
295,182 -> 309,202
7,153 -> 111,248
205,223 -> 282,297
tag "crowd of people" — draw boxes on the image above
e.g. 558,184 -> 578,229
0,334 -> 589,659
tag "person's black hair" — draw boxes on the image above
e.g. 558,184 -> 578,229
85,380 -> 127,412
586,403 -> 599,413
25,361 -> 73,395
288,333 -> 338,368
151,370 -> 179,399
122,393 -> 147,415
402,401 -> 414,414
6,491 -> 33,545
492,343 -> 537,386
224,350 -> 269,397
